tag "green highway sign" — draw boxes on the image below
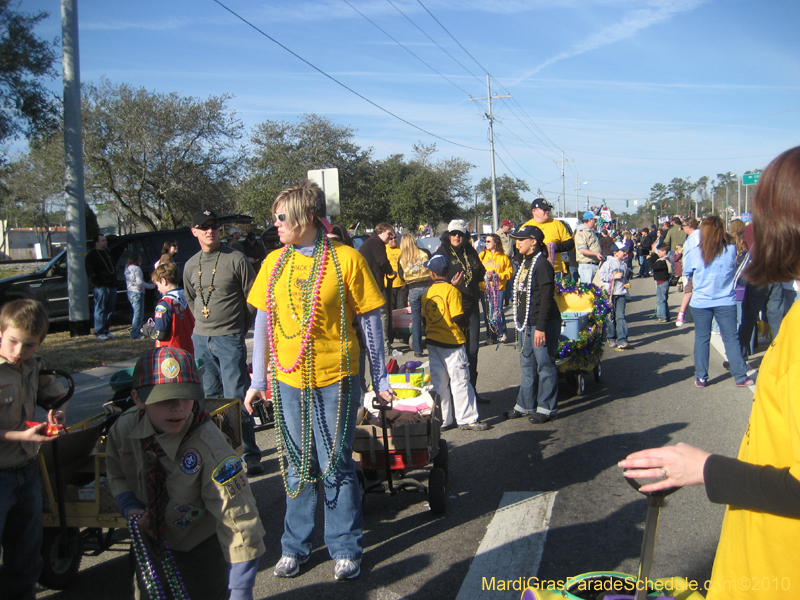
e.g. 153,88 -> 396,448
743,173 -> 761,186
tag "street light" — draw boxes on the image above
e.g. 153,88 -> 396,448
575,178 -> 588,217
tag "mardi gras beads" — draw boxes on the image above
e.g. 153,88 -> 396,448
129,513 -> 190,600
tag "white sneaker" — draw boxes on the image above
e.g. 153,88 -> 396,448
334,558 -> 361,580
498,333 -> 507,342
675,312 -> 685,327
96,334 -> 108,341
105,332 -> 116,339
274,555 -> 308,578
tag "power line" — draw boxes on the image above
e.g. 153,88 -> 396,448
341,0 -> 473,97
416,0 -> 491,76
385,0 -> 484,86
210,0 -> 487,152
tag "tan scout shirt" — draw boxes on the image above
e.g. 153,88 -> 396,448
106,409 -> 266,563
0,355 -> 65,469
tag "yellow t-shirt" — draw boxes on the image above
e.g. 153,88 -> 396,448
385,245 -> 404,289
422,281 -> 465,346
522,217 -> 572,273
706,301 -> 800,600
247,242 -> 385,389
478,250 -> 513,292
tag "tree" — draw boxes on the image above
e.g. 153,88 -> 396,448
667,177 -> 693,216
242,114 -> 373,225
82,79 -> 245,231
475,175 -> 531,225
0,1 -> 59,148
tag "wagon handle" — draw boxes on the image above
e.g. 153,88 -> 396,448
39,369 -> 75,411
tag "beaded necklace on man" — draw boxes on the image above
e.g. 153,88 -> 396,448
513,250 -> 542,352
447,243 -> 473,286
97,249 -> 115,274
196,249 -> 222,318
264,228 -> 351,499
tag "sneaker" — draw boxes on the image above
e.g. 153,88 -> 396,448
334,558 -> 361,581
657,318 -> 668,324
498,333 -> 507,342
245,458 -> 264,476
274,555 -> 309,578
676,312 -> 685,327
695,378 -> 707,388
528,413 -> 555,425
505,409 -> 526,419
105,332 -> 116,339
96,334 -> 108,341
608,340 -> 617,348
440,422 -> 457,432
616,342 -> 631,350
414,352 -> 425,358
475,394 -> 490,405
459,421 -> 489,431
737,378 -> 756,387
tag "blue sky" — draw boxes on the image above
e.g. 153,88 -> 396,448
23,0 -> 800,216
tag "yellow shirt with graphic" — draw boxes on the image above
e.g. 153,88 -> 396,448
248,242 -> 385,389
706,301 -> 800,600
385,245 -> 404,289
422,281 -> 465,346
522,217 -> 572,273
478,250 -> 513,292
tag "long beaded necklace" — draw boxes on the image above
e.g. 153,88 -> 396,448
484,270 -> 504,338
447,244 -> 473,286
129,514 -> 190,600
265,230 -> 352,499
513,251 -> 541,353
196,249 -> 221,318
98,249 -> 115,274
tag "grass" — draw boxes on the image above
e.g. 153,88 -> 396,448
0,268 -> 28,280
37,325 -> 154,373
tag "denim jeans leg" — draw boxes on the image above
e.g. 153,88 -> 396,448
191,334 -> 225,398
714,305 -> 749,383
277,377 -> 362,561
613,296 -> 628,344
514,326 -> 538,414
99,286 -> 116,335
0,461 -> 44,599
691,306 -> 713,381
656,282 -> 669,319
210,333 -> 260,462
128,291 -> 144,338
408,285 -> 427,354
534,319 -> 561,415
465,302 -> 480,387
606,300 -> 617,342
93,286 -> 108,335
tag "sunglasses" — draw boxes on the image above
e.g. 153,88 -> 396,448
450,232 -> 465,238
195,223 -> 219,231
274,213 -> 287,223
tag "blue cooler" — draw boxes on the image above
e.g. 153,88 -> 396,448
560,311 -> 590,341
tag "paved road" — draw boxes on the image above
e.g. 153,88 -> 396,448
36,277 -> 759,599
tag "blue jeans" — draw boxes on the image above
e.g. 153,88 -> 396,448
192,333 -> 260,463
92,286 -> 116,336
638,255 -> 651,277
277,376 -> 362,561
514,319 -> 560,416
607,295 -> 629,345
407,284 -> 430,354
691,304 -> 749,384
127,290 -> 145,338
655,281 -> 670,320
0,460 -> 43,600
578,263 -> 598,286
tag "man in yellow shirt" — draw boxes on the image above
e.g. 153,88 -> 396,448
522,198 -> 575,277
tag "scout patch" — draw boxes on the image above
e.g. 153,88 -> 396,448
161,356 -> 181,379
180,448 -> 202,474
212,456 -> 243,485
174,504 -> 203,528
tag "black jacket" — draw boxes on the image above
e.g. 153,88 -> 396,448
359,235 -> 393,294
515,250 -> 560,331
85,249 -> 118,288
433,236 -> 485,315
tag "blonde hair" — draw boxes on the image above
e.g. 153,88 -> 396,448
271,180 -> 326,237
399,233 -> 426,268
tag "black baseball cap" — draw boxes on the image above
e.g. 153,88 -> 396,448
192,209 -> 219,228
509,224 -> 545,243
530,198 -> 553,211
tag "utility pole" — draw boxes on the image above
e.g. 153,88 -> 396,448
554,151 -> 573,217
62,0 -> 90,336
471,75 -> 509,231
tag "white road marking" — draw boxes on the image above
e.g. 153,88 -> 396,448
456,491 -> 558,600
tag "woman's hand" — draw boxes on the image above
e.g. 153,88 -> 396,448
377,389 -> 397,405
243,388 -> 266,415
619,443 -> 711,493
451,271 -> 464,287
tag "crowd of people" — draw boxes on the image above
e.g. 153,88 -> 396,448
3,146 -> 800,599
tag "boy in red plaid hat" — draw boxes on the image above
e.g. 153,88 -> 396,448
106,347 -> 265,600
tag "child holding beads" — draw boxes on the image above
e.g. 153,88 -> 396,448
0,299 -> 66,599
106,347 -> 265,600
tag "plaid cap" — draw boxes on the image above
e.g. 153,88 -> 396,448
192,209 -> 219,228
132,347 -> 204,405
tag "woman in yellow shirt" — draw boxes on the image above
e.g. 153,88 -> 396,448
244,181 -> 395,582
478,233 -> 513,343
